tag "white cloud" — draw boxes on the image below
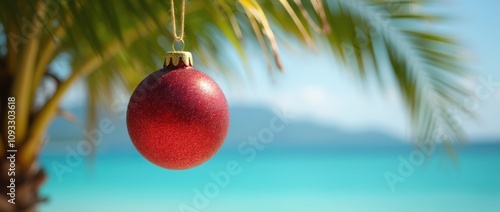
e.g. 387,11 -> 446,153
301,86 -> 329,107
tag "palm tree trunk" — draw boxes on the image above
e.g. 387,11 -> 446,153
0,159 -> 47,212
1,59 -> 47,211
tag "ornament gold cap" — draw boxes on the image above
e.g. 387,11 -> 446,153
164,51 -> 193,67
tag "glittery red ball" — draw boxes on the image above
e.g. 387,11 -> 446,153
126,61 -> 229,170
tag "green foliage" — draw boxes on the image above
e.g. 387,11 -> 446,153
0,0 -> 470,149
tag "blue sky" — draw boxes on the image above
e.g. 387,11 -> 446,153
60,0 -> 500,141
212,0 -> 500,140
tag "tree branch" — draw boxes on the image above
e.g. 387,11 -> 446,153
33,2 -> 81,95
32,25 -> 66,94
12,0 -> 47,144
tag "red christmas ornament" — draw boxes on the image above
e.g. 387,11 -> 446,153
126,51 -> 229,170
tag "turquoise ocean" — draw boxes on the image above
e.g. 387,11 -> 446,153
39,144 -> 500,212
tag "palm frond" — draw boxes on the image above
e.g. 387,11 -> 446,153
0,0 -> 472,153
260,0 -> 470,145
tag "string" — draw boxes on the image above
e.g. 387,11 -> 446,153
170,0 -> 186,42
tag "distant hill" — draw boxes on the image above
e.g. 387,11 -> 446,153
225,107 -> 402,146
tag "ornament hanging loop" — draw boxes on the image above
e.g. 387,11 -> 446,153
170,0 -> 186,49
166,0 -> 191,67
172,39 -> 185,51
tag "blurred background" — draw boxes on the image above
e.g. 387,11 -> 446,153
1,0 -> 499,212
